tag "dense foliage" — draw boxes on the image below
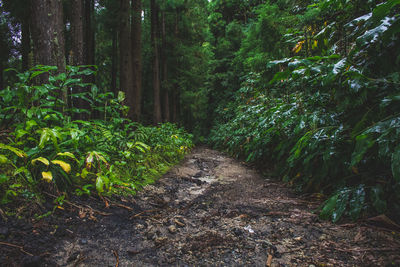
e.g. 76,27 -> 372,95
0,0 -> 399,223
0,66 -> 193,205
209,0 -> 400,222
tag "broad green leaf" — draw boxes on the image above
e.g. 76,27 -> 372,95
351,134 -> 375,166
320,194 -> 338,220
95,174 -> 109,193
26,120 -> 38,130
32,157 -> 50,166
15,129 -> 29,139
348,185 -> 365,221
56,152 -> 79,163
332,189 -> 350,223
0,143 -> 27,158
0,174 -> 8,184
118,91 -> 125,102
0,154 -> 8,164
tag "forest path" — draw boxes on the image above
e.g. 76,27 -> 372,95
2,147 -> 399,266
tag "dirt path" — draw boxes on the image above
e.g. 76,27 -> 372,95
1,147 -> 400,266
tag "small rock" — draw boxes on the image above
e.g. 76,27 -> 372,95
193,171 -> 202,178
136,224 -> 145,230
168,225 -> 177,234
127,246 -> 141,255
79,238 -> 88,245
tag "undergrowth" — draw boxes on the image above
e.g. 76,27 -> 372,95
0,65 -> 193,211
209,1 -> 400,223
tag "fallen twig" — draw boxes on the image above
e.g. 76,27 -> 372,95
112,250 -> 119,267
130,209 -> 157,219
266,246 -> 274,267
44,192 -> 111,216
0,241 -> 34,256
73,255 -> 86,267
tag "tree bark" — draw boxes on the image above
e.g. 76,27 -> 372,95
171,10 -> 179,123
161,9 -> 170,122
119,0 -> 134,116
131,0 -> 142,121
84,0 -> 95,67
31,0 -> 67,104
71,0 -> 88,118
111,31 -> 118,95
151,0 -> 162,124
71,0 -> 85,66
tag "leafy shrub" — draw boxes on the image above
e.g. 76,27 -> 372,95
0,66 -> 193,204
209,1 -> 400,222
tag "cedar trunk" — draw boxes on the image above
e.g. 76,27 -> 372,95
131,0 -> 142,121
119,0 -> 134,114
161,10 -> 170,122
31,0 -> 67,104
71,0 -> 89,118
151,0 -> 162,124
111,31 -> 118,95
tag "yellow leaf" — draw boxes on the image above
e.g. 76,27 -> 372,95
32,157 -> 50,166
51,160 -> 71,173
312,40 -> 318,49
292,40 -> 305,54
57,152 -> 79,163
42,171 -> 53,182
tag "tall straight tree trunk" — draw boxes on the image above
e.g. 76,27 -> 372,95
131,0 -> 142,121
151,0 -> 162,124
171,11 -> 179,123
161,9 -> 170,122
84,0 -> 95,67
31,0 -> 67,105
111,31 -> 118,95
71,0 -> 88,118
119,0 -> 134,114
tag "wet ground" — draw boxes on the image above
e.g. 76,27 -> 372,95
1,147 -> 400,266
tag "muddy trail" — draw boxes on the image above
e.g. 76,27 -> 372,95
1,147 -> 400,266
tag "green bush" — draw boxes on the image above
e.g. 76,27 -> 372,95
209,1 -> 400,222
0,66 -> 193,204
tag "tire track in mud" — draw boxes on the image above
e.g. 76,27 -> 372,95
3,147 -> 399,266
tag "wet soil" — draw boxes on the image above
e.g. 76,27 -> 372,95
1,147 -> 400,266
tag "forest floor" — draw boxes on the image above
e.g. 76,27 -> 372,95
1,147 -> 400,266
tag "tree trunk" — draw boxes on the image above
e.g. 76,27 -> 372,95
161,9 -> 170,122
151,0 -> 162,124
131,0 -> 142,121
84,0 -> 95,67
119,0 -> 134,115
31,0 -> 67,105
71,0 -> 88,119
111,31 -> 118,95
171,11 -> 179,123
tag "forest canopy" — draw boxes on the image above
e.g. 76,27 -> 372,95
0,0 -> 399,223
